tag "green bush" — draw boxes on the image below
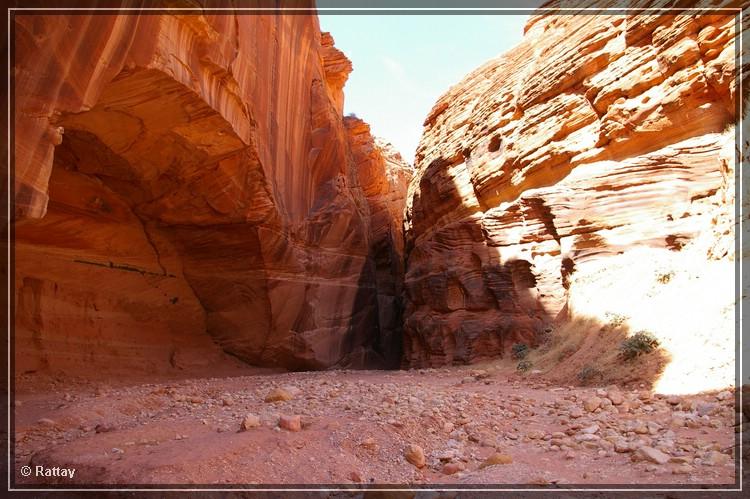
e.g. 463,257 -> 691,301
619,331 -> 660,360
511,343 -> 529,360
516,360 -> 532,372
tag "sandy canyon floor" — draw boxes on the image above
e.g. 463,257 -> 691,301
13,363 -> 741,489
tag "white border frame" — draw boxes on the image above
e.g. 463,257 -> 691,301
5,4 -> 745,494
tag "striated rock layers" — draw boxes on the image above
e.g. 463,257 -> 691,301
404,2 -> 744,367
14,13 -> 410,373
344,117 -> 413,367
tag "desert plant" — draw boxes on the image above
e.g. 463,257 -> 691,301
516,360 -> 532,372
619,331 -> 660,360
577,365 -> 603,385
511,343 -> 529,360
605,312 -> 628,328
656,271 -> 674,284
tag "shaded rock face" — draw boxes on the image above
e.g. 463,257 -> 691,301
344,117 -> 413,368
403,5 -> 743,367
14,14 -> 408,373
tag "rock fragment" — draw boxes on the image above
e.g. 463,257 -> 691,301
442,462 -> 464,475
634,446 -> 671,465
279,415 -> 301,432
479,453 -> 513,468
607,391 -> 624,405
404,444 -> 425,468
240,414 -> 261,431
265,388 -> 294,403
584,397 -> 602,412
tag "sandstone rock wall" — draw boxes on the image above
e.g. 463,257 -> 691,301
404,1 -> 745,368
345,117 -> 413,367
14,13 -> 407,373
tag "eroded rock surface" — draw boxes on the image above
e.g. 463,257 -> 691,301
14,14 -> 409,373
404,3 -> 744,368
345,117 -> 413,367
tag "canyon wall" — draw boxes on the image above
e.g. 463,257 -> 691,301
14,12 -> 409,374
404,0 -> 744,379
345,117 -> 413,367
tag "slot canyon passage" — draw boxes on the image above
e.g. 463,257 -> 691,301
10,2 -> 747,489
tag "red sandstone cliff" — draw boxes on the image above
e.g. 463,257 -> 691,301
13,13 -> 409,373
345,117 -> 413,367
404,1 -> 744,388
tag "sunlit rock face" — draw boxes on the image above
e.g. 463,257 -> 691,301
404,2 -> 744,371
14,13 -> 407,373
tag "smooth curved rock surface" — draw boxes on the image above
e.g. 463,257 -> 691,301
14,13 -> 408,373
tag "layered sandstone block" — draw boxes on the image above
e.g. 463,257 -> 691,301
14,13 -> 408,373
404,1 -> 744,368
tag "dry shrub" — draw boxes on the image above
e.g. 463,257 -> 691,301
526,316 -> 669,389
